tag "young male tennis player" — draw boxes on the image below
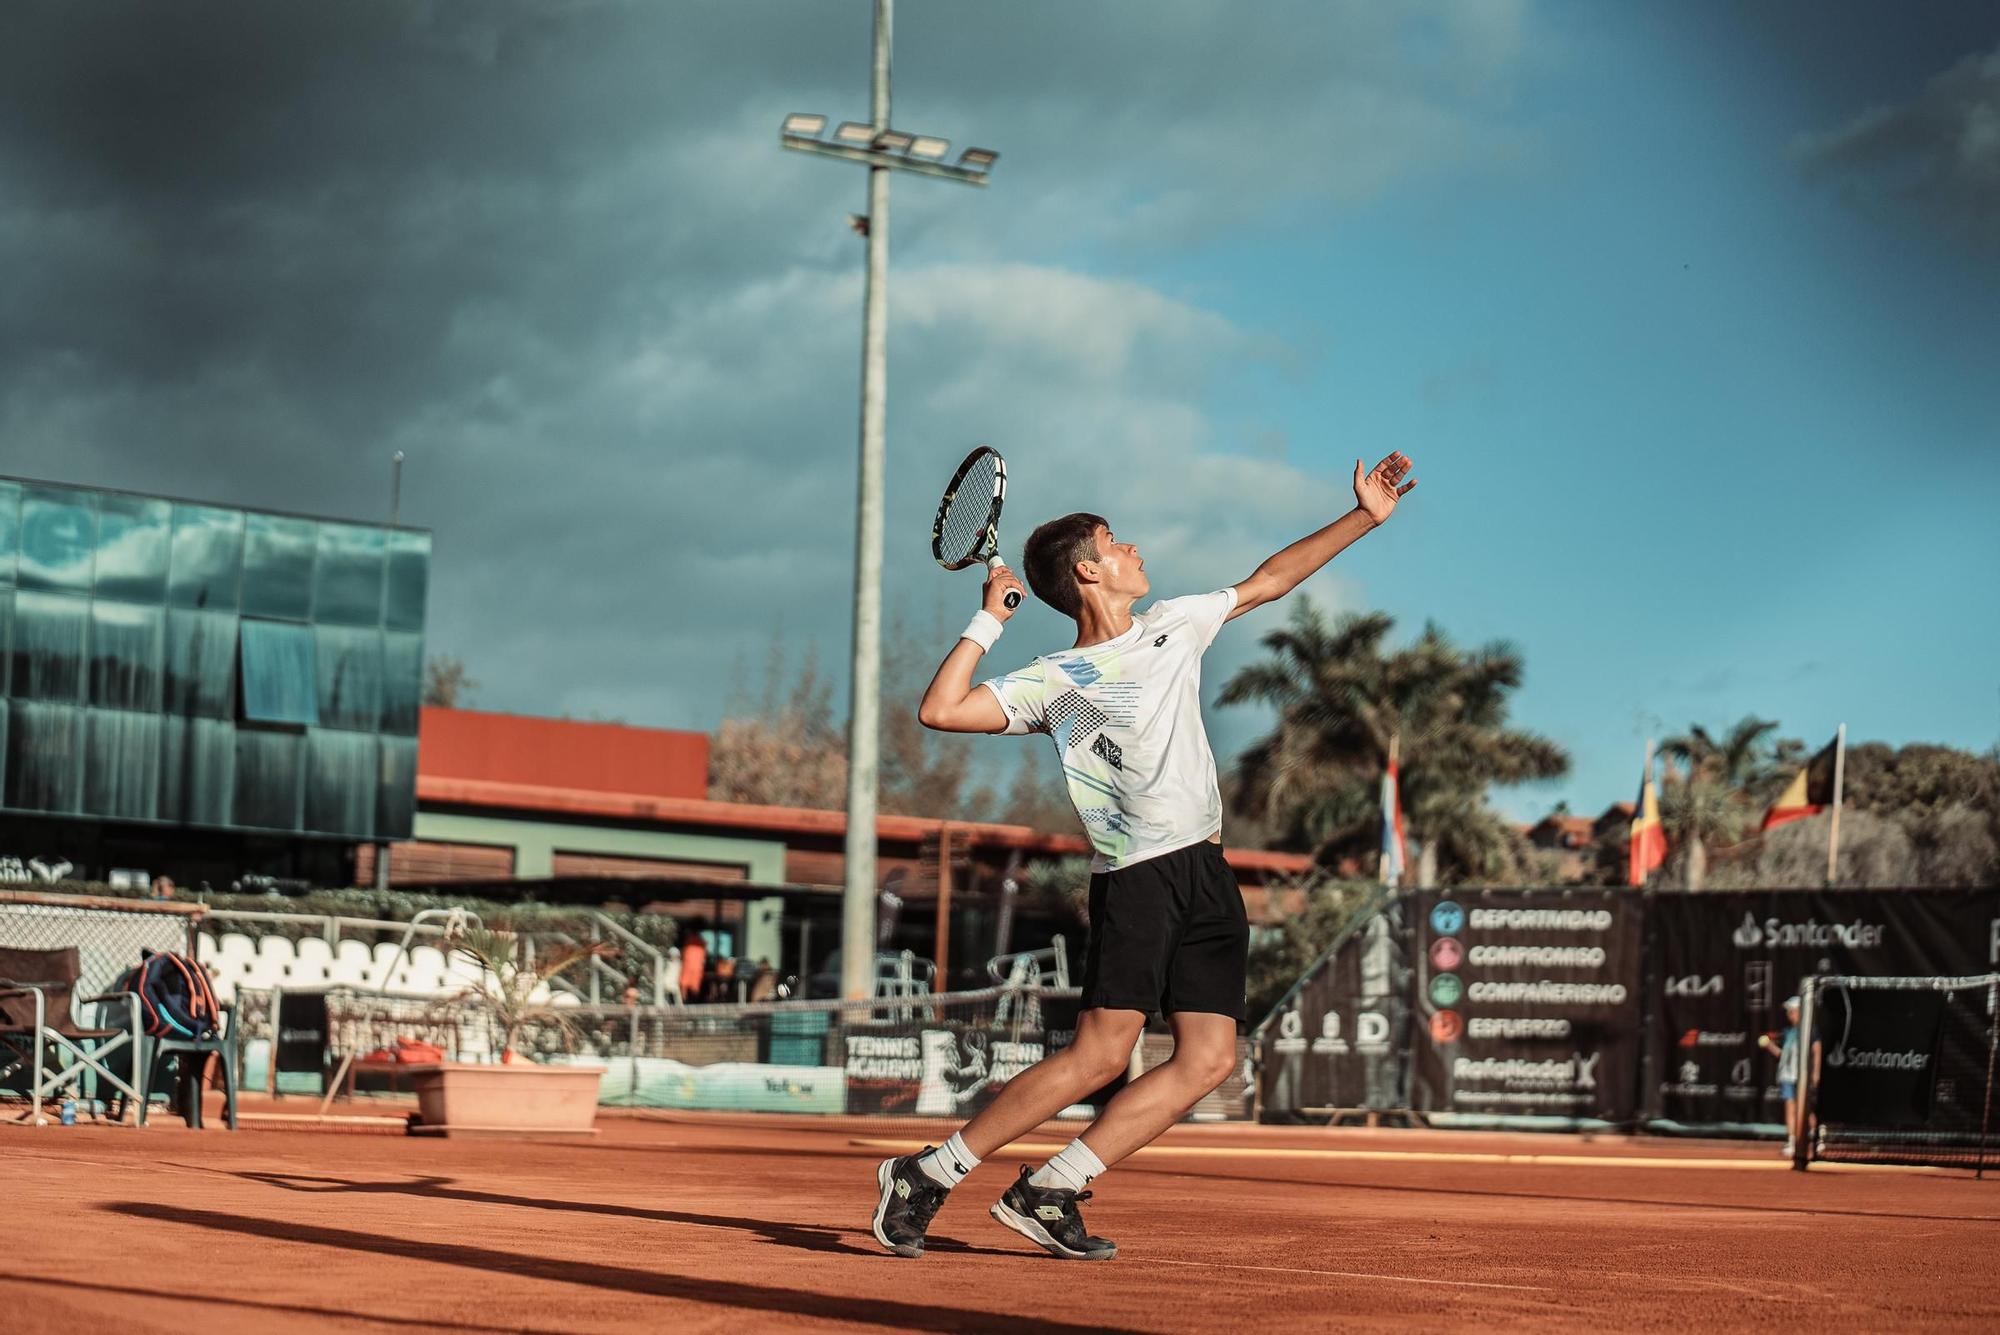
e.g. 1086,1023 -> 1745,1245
871,451 -> 1416,1259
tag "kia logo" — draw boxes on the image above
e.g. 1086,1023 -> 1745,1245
1665,975 -> 1723,997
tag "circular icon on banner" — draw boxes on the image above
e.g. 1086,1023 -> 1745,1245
1429,936 -> 1464,971
1429,973 -> 1463,1006
1430,1009 -> 1464,1043
1430,901 -> 1466,936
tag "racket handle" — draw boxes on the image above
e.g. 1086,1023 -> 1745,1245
986,554 -> 1021,610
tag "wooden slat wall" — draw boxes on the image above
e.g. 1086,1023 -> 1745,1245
355,840 -> 516,885
549,852 -> 748,882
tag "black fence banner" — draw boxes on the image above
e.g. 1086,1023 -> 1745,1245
1409,889 -> 1646,1123
1811,982 -> 1947,1128
1260,898 -> 1410,1117
1257,887 -> 2000,1132
1644,890 -> 2000,1126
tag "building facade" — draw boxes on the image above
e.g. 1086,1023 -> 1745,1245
0,476 -> 429,885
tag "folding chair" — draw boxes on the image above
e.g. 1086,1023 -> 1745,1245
0,946 -> 145,1125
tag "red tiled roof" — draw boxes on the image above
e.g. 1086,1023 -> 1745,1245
415,775 -> 1313,876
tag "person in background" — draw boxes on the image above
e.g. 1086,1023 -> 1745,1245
748,957 -> 778,1004
679,920 -> 708,1004
1759,995 -> 1803,1157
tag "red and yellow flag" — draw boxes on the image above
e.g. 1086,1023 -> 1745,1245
1628,745 -> 1666,886
1762,736 -> 1839,832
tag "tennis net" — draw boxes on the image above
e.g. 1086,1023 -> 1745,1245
1798,973 -> 2000,1174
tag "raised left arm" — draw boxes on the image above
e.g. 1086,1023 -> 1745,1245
1229,451 -> 1415,620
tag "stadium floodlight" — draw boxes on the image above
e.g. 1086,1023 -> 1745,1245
778,0 -> 1002,1002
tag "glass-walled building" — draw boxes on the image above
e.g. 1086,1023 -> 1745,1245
0,475 -> 429,884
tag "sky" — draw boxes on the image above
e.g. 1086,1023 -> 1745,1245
2,1 -> 1995,824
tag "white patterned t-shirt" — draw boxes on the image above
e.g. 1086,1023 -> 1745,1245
980,588 -> 1237,872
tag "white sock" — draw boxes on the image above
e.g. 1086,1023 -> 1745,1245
1029,1138 -> 1106,1192
917,1132 -> 979,1190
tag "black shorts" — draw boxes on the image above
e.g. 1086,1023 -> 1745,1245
1079,840 -> 1249,1021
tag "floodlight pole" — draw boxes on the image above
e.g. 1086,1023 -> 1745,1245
838,0 -> 894,1003
781,0 -> 995,1001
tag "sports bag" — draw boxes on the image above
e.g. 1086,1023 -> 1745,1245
116,950 -> 223,1040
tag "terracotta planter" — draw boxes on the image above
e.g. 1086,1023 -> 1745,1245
402,1062 -> 605,1138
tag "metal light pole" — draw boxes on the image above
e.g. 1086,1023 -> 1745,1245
781,0 -> 999,1000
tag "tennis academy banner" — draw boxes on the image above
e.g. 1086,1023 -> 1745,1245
1259,897 -> 1411,1118
841,996 -> 1124,1116
1645,889 -> 2000,1127
1410,889 -> 1646,1123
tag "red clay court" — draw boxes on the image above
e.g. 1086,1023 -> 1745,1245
7,1106 -> 1998,1334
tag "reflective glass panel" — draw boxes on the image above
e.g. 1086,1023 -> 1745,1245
312,523 -> 384,627
89,601 -> 164,711
159,717 -> 234,827
167,504 -> 244,610
239,619 -> 319,725
84,709 -> 162,820
165,610 -> 237,719
93,493 -> 171,603
233,727 -> 302,830
381,631 -> 422,735
315,625 -> 383,732
0,480 -> 20,584
377,735 -> 418,839
384,530 -> 430,632
240,513 -> 315,619
5,700 -> 82,813
305,728 -> 376,837
18,486 -> 95,592
10,591 -> 87,702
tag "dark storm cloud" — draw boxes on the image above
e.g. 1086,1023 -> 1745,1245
1796,43 -> 2000,252
0,1 -> 1527,729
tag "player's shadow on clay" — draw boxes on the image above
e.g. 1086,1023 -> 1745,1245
214,1168 -> 1018,1259
101,1203 -> 1135,1335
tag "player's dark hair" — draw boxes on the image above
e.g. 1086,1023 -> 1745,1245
1022,512 -> 1108,619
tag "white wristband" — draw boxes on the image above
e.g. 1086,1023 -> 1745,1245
960,609 -> 1004,653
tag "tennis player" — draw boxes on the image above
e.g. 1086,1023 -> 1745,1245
871,451 -> 1416,1259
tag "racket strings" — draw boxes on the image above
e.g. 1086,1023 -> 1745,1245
938,455 -> 1000,564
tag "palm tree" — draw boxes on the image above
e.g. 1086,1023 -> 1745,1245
1658,716 -> 1782,889
1218,600 -> 1568,883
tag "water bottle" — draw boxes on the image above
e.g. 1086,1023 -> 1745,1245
59,1092 -> 76,1126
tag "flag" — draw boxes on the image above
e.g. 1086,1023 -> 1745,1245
1762,736 -> 1839,832
1380,738 -> 1409,887
1628,744 -> 1666,887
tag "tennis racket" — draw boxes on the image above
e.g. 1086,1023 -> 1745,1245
931,445 -> 1020,609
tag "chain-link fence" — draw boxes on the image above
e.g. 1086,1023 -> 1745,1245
0,891 -> 201,1003
253,983 -> 1093,1132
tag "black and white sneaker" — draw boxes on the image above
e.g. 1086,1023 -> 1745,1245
989,1165 -> 1117,1260
872,1151 -> 949,1258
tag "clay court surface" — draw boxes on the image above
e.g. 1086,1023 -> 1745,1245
6,1105 -> 1998,1333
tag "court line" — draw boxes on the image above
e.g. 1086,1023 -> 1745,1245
1125,1257 -> 1550,1292
849,1138 -> 1950,1175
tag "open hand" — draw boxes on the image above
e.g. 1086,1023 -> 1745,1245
1353,451 -> 1416,524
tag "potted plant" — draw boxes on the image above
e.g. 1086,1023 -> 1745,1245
403,927 -> 609,1138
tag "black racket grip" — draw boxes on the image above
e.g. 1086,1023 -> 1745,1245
987,555 -> 1020,610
